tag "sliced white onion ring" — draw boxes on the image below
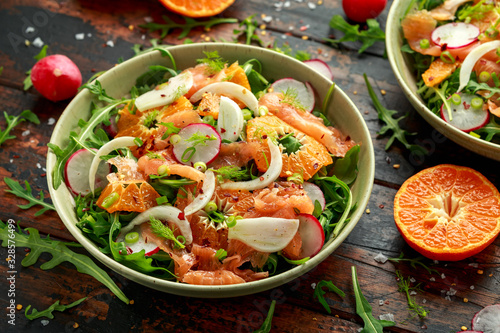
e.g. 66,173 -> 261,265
220,138 -> 282,191
184,170 -> 216,216
135,71 -> 193,112
189,82 -> 258,115
89,136 -> 136,194
228,217 -> 299,252
458,40 -> 500,92
120,205 -> 192,245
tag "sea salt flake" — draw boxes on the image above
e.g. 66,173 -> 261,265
308,2 -> 317,9
379,313 -> 394,322
41,319 -> 49,326
106,40 -> 114,47
144,16 -> 153,23
410,291 -> 417,296
470,285 -> 475,290
422,299 -> 427,304
22,130 -> 30,137
410,277 -> 416,283
25,26 -> 35,34
281,34 -> 287,39
469,263 -> 479,268
262,15 -> 273,23
36,163 -> 41,169
445,295 -> 451,301
141,35 -> 146,40
9,159 -> 13,163
87,33 -> 92,38
433,260 -> 439,264
429,277 -> 436,282
378,300 -> 384,306
42,167 -> 46,172
48,117 -> 55,125
32,37 -> 44,48
274,2 -> 283,8
441,273 -> 446,279
311,283 -> 317,289
75,33 -> 85,40
374,252 -> 388,264
284,1 -> 291,7
446,288 -> 457,296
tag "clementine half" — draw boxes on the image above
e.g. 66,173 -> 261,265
159,0 -> 235,18
394,164 -> 500,261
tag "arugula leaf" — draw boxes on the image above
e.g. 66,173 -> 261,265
364,74 -> 427,155
253,300 -> 276,333
80,80 -> 116,103
278,132 -> 302,155
140,15 -> 238,39
23,45 -> 48,91
396,270 -> 428,319
0,110 -> 40,146
466,79 -> 500,99
387,252 -> 439,275
0,66 -> 3,76
333,145 -> 360,185
234,15 -> 264,46
0,221 -> 129,303
474,116 -> 500,141
4,178 -> 55,216
327,16 -> 385,54
25,297 -> 87,320
352,266 -> 395,333
313,280 -> 345,314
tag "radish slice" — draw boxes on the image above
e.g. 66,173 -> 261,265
228,217 -> 299,252
89,136 -> 136,194
135,71 -> 193,112
189,82 -> 259,115
303,59 -> 333,80
431,22 -> 479,49
116,228 -> 159,256
120,206 -> 192,245
65,148 -> 109,196
297,213 -> 325,259
271,78 -> 315,112
217,96 -> 244,142
103,116 -> 118,137
302,182 -> 326,211
458,40 -> 500,92
220,138 -> 282,191
440,93 -> 489,132
472,304 -> 500,333
172,123 -> 221,165
184,170 -> 216,216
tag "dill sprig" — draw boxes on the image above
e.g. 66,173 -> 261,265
279,88 -> 306,111
149,216 -> 185,249
197,51 -> 226,75
388,252 -> 439,275
396,270 -> 428,320
210,166 -> 251,182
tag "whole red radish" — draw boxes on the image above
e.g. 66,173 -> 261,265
31,54 -> 82,102
342,0 -> 387,23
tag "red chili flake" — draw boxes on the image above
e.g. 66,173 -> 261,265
221,128 -> 226,133
274,183 -> 279,188
299,25 -> 308,31
224,193 -> 232,197
321,134 -> 325,139
41,173 -> 46,177
232,196 -> 239,202
161,94 -> 166,97
13,155 -> 20,159
313,163 -> 319,170
379,204 -> 385,209
429,76 -> 434,82
91,68 -> 96,73
259,176 -> 264,181
384,300 -> 390,305
463,101 -> 470,110
126,246 -> 133,255
24,248 -> 30,252
441,43 -> 447,51
199,188 -> 204,194
178,212 -> 185,220
262,134 -> 268,139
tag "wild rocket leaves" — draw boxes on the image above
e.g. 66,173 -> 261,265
25,297 -> 87,320
4,177 -> 55,216
327,16 -> 385,54
0,110 -> 40,147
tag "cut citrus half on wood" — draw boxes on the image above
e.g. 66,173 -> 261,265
158,0 -> 235,18
394,164 -> 500,261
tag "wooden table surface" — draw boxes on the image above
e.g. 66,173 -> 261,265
1,1 -> 499,332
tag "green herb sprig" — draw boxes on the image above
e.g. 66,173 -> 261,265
364,74 -> 427,155
4,178 -> 55,216
313,280 -> 345,314
253,300 -> 277,333
327,16 -> 385,54
234,14 -> 264,46
352,266 -> 395,332
388,252 -> 439,275
396,270 -> 428,319
140,16 -> 238,39
149,216 -> 185,248
0,221 -> 129,303
25,297 -> 87,320
0,110 -> 40,146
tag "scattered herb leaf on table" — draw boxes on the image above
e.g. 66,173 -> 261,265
313,280 -> 345,314
4,178 -> 55,216
25,297 -> 87,320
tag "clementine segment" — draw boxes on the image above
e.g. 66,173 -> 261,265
159,0 -> 235,18
422,58 -> 460,87
394,164 -> 500,261
97,181 -> 160,213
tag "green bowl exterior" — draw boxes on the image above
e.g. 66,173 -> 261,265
386,0 -> 500,161
47,43 -> 374,298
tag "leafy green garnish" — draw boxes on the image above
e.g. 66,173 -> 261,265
149,216 -> 185,249
146,151 -> 165,160
278,133 -> 302,155
332,145 -> 360,185
0,110 -> 40,146
140,16 -> 238,39
327,16 -> 385,54
210,165 -> 252,182
387,252 -> 439,275
313,280 -> 345,314
396,270 -> 428,319
457,0 -> 494,21
4,178 -> 55,216
418,0 -> 445,11
352,266 -> 395,332
474,116 -> 500,141
279,88 -> 305,111
143,110 -> 159,128
25,297 -> 87,320
234,15 -> 264,46
364,73 -> 427,155
159,121 -> 181,139
0,221 -> 129,303
80,80 -> 117,103
253,300 -> 276,333
23,45 -> 48,91
197,51 -> 226,74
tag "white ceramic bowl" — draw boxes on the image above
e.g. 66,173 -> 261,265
47,43 -> 374,297
387,0 -> 500,161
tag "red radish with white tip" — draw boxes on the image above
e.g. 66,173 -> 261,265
431,22 -> 480,49
303,59 -> 333,81
64,148 -> 110,196
172,123 -> 221,165
472,304 -> 500,333
302,182 -> 326,211
440,93 -> 489,132
271,78 -> 315,112
31,54 -> 82,102
297,213 -> 325,259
